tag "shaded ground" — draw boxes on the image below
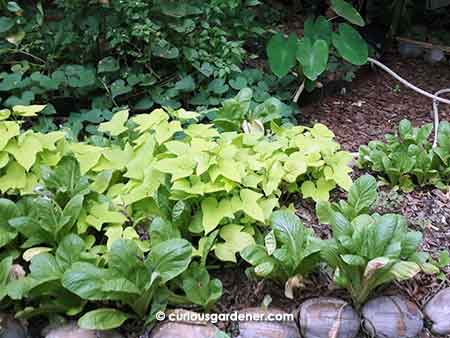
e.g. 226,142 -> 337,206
302,51 -> 450,152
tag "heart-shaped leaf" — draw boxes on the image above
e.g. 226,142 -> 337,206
332,23 -> 368,65
331,0 -> 365,26
304,16 -> 332,43
267,33 -> 298,78
297,38 -> 329,81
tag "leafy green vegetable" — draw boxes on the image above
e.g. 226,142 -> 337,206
78,309 -> 129,330
179,262 -> 223,309
6,234 -> 93,316
242,210 -> 321,296
317,176 -> 437,307
0,198 -> 20,248
359,119 -> 450,191
0,256 -> 13,301
62,238 -> 193,327
316,175 -> 377,223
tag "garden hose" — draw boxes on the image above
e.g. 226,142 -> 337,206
349,57 -> 450,157
432,88 -> 450,148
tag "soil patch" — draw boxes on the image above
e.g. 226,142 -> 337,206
301,51 -> 450,152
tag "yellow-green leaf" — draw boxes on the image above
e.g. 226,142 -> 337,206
85,203 -> 128,231
132,109 -> 169,134
240,189 -> 265,222
0,121 -> 20,151
12,105 -> 47,117
0,109 -> 11,121
5,133 -> 43,171
98,109 -> 129,136
0,161 -> 26,192
214,224 -> 255,262
201,196 -> 241,234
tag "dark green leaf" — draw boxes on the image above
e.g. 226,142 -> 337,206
159,2 -> 203,17
78,308 -> 128,330
267,33 -> 298,78
332,23 -> 368,65
181,262 -> 222,308
330,0 -> 365,26
110,80 -> 132,98
148,239 -> 192,283
175,76 -> 195,92
304,16 -> 332,43
98,57 -> 120,74
0,17 -> 14,33
296,38 -> 329,81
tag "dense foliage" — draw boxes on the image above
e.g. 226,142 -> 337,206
0,1 -> 300,138
358,119 -> 450,191
316,175 -> 437,307
242,210 -> 322,298
266,0 -> 368,89
0,105 -> 358,328
0,0 -> 445,334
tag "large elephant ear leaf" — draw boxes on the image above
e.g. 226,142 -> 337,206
267,33 -> 298,78
304,16 -> 332,43
330,0 -> 365,27
297,37 -> 329,81
332,23 -> 368,66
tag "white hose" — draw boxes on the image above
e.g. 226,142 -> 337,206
432,89 -> 450,148
368,58 -> 450,105
366,57 -> 450,149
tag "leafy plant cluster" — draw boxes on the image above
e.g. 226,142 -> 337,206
0,104 -> 66,194
0,107 -> 439,329
266,0 -> 369,89
0,104 -> 354,329
316,175 -> 438,307
0,1 -> 300,137
358,119 -> 450,191
242,175 -> 436,308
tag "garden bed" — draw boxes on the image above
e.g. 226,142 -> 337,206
1,1 -> 450,338
207,50 -> 450,338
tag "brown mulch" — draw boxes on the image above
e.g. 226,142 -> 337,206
301,51 -> 450,152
